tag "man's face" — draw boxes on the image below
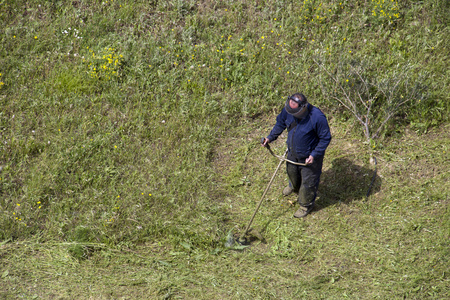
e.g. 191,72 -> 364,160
289,99 -> 299,109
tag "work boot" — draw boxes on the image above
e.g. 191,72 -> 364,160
293,203 -> 315,218
282,186 -> 293,196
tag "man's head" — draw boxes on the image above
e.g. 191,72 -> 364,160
285,93 -> 308,119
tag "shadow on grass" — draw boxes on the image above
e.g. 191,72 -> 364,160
317,158 -> 381,210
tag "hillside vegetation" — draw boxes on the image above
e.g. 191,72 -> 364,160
1,0 -> 449,298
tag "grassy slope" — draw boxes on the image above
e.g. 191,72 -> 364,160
1,0 -> 449,299
1,122 -> 448,299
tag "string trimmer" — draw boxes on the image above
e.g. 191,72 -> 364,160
232,139 -> 307,246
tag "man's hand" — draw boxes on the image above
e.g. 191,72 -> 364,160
261,137 -> 270,147
305,155 -> 314,165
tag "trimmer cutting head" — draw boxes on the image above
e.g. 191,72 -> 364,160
225,229 -> 263,248
237,236 -> 248,245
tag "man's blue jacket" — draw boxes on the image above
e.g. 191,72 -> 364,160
267,104 -> 332,159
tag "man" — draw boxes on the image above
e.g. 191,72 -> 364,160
262,93 -> 331,218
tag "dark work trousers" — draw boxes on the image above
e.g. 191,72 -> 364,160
286,152 -> 323,207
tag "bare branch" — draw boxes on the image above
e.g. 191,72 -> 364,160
314,57 -> 423,143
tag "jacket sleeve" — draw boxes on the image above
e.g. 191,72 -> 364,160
267,109 -> 287,142
310,113 -> 332,158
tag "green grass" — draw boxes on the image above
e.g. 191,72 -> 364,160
1,0 -> 449,298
